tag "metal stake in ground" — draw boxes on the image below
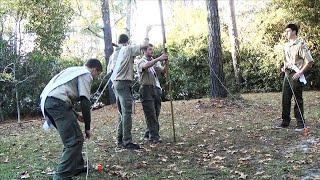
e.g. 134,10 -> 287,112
159,0 -> 176,142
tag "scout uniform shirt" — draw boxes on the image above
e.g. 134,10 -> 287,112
284,39 -> 314,70
284,39 -> 314,84
137,56 -> 164,89
47,73 -> 92,105
107,46 -> 121,74
111,38 -> 149,82
40,66 -> 92,130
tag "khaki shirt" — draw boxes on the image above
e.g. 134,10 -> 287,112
284,39 -> 314,70
107,46 -> 121,74
137,56 -> 164,87
114,39 -> 149,81
48,73 -> 92,105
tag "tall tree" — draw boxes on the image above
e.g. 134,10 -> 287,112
101,0 -> 116,104
206,0 -> 227,98
26,0 -> 74,57
228,0 -> 241,90
101,0 -> 113,66
125,0 -> 131,37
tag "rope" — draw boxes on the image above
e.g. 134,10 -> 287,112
92,72 -> 111,98
85,141 -> 89,180
85,75 -> 112,179
210,67 -> 243,106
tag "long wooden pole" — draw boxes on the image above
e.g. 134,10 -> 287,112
158,0 -> 176,142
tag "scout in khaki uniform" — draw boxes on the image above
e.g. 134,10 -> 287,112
277,24 -> 314,131
137,44 -> 168,143
111,27 -> 151,149
40,59 -> 102,179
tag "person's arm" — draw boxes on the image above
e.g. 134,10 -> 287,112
131,26 -> 152,56
77,73 -> 93,138
293,43 -> 314,80
80,96 -> 91,130
141,53 -> 168,70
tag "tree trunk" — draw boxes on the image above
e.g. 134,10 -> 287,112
15,86 -> 21,125
228,0 -> 241,90
126,0 -> 131,37
101,0 -> 113,66
206,0 -> 227,98
101,0 -> 115,104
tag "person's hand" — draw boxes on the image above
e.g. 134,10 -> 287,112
158,53 -> 168,61
77,115 -> 84,123
293,70 -> 303,80
85,130 -> 91,139
146,25 -> 152,33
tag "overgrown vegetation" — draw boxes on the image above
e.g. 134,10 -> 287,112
1,0 -> 320,119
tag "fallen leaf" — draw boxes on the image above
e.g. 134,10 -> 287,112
20,171 -> 30,179
254,171 -> 264,176
214,156 -> 225,161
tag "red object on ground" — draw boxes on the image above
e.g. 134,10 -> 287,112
97,164 -> 103,172
303,127 -> 310,136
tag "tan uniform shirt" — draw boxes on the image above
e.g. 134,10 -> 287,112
114,38 -> 149,81
48,73 -> 92,105
137,56 -> 164,88
107,46 -> 121,74
284,39 -> 314,70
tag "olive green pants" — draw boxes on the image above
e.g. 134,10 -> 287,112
140,85 -> 162,140
113,80 -> 133,145
281,72 -> 304,127
44,97 -> 85,180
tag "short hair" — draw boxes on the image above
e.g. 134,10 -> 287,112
118,34 -> 129,44
285,23 -> 299,35
85,58 -> 102,72
142,43 -> 154,52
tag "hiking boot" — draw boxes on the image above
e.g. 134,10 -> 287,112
149,139 -> 162,144
122,142 -> 141,150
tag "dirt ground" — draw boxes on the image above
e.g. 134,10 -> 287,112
0,91 -> 320,179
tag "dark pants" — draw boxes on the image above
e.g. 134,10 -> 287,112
140,85 -> 162,140
44,97 -> 85,180
113,80 -> 133,145
281,72 -> 304,127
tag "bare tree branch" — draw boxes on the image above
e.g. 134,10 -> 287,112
16,74 -> 36,85
85,27 -> 104,39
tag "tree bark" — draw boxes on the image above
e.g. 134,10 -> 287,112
126,0 -> 131,37
228,0 -> 241,90
101,0 -> 113,67
101,0 -> 115,104
206,0 -> 227,98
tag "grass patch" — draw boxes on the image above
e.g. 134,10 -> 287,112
0,91 -> 320,179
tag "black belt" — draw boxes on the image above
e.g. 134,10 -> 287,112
285,68 -> 296,74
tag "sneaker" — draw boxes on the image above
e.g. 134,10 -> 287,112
275,123 -> 289,129
294,126 -> 304,132
122,142 -> 141,150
